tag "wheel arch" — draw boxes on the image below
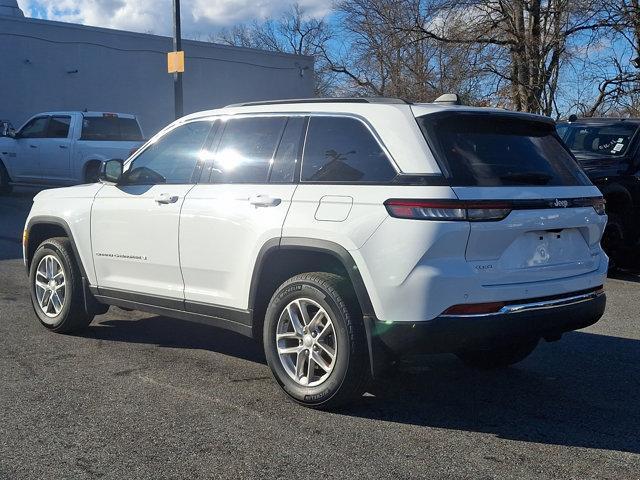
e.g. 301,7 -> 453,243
249,238 -> 376,337
600,183 -> 633,212
25,216 -> 88,279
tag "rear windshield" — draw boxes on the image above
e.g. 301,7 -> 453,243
558,123 -> 638,157
81,116 -> 143,141
417,113 -> 591,187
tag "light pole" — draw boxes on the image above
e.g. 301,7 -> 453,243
173,0 -> 184,119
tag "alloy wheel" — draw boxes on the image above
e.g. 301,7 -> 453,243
275,298 -> 337,387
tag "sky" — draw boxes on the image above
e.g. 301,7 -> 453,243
16,0 -> 333,37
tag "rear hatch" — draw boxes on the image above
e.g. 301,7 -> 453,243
415,111 -> 606,286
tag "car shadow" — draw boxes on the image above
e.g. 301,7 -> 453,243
83,315 -> 639,454
342,331 -> 640,454
85,314 -> 266,364
608,269 -> 640,283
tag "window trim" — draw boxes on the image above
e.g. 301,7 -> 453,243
299,113 -> 400,184
120,118 -> 215,186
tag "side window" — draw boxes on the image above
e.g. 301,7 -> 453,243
19,117 -> 49,139
301,117 -> 396,182
47,116 -> 71,139
210,116 -> 286,184
269,117 -> 306,183
124,121 -> 212,185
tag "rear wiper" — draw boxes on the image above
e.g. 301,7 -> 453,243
499,172 -> 552,185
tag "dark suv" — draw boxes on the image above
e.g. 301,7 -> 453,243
557,117 -> 640,269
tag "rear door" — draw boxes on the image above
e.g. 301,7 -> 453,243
179,115 -> 303,312
91,119 -> 212,299
416,112 -> 607,285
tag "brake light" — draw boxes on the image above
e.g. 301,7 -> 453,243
384,199 -> 512,222
442,302 -> 506,316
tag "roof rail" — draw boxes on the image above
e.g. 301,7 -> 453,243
225,97 -> 411,108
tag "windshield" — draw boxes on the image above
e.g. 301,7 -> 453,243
417,113 -> 591,187
558,123 -> 638,157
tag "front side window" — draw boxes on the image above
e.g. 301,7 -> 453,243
47,116 -> 71,139
124,121 -> 212,185
301,116 -> 396,183
19,117 -> 49,139
559,123 -> 638,157
417,113 -> 591,187
209,116 -> 287,184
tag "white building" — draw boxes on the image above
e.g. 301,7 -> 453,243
0,0 -> 314,134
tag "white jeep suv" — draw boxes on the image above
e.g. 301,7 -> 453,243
24,98 -> 608,408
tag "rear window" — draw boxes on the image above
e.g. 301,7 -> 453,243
417,113 -> 591,187
559,123 -> 638,157
81,116 -> 143,141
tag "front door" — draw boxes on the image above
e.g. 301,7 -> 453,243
13,116 -> 49,181
37,115 -> 73,183
91,119 -> 214,300
180,115 -> 305,312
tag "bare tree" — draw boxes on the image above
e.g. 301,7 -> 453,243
377,0 -> 620,115
213,4 -> 336,95
323,0 -> 491,102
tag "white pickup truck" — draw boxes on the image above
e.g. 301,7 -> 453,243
0,111 -> 144,193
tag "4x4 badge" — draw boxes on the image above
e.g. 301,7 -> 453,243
552,199 -> 569,208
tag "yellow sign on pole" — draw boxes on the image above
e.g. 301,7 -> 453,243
167,51 -> 185,74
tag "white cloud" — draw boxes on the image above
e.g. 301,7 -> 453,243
17,0 -> 333,36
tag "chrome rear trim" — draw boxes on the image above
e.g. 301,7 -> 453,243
440,288 -> 605,318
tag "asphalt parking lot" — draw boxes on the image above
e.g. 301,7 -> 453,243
1,188 -> 639,479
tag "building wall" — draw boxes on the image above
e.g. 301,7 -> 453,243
0,15 -> 314,135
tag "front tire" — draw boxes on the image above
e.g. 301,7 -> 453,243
456,338 -> 539,370
263,272 -> 369,409
29,237 -> 94,333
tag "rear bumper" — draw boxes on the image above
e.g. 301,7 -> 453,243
371,288 -> 606,355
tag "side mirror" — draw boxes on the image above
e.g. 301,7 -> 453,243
0,121 -> 15,138
99,159 -> 124,184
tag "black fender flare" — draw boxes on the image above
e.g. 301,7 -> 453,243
25,216 -> 105,315
248,237 -> 382,378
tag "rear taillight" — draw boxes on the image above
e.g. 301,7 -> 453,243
384,199 -> 512,222
591,198 -> 606,215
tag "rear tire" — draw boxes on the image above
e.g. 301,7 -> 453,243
263,272 -> 369,409
29,237 -> 94,333
456,338 -> 538,370
0,162 -> 12,195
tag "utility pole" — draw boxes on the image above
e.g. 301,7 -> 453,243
172,0 -> 184,119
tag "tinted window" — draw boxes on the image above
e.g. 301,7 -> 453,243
81,116 -> 143,141
210,116 -> 286,184
559,123 -> 638,157
19,117 -> 49,138
124,121 -> 212,185
47,116 -> 71,138
417,114 -> 591,187
302,117 -> 396,182
269,117 -> 305,183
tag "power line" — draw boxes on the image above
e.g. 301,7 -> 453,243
0,32 -> 303,70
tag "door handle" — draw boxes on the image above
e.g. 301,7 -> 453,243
59,145 -> 68,149
29,145 -> 38,149
249,195 -> 281,207
155,193 -> 179,204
